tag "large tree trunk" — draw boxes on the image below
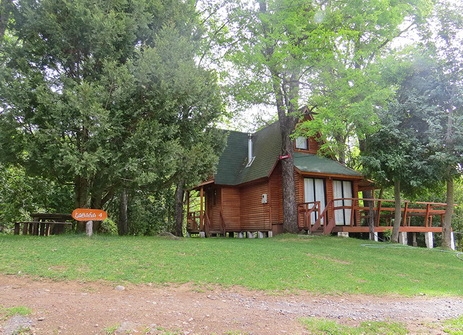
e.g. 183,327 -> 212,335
90,193 -> 103,232
281,150 -> 297,233
173,180 -> 185,237
276,102 -> 298,233
74,176 -> 89,208
359,140 -> 376,240
118,189 -> 128,236
74,176 -> 89,232
442,107 -> 455,249
391,178 -> 402,243
442,177 -> 454,249
260,0 -> 299,233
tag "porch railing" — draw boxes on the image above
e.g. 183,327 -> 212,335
298,198 -> 449,235
187,210 -> 213,236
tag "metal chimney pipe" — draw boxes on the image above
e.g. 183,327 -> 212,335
248,133 -> 253,163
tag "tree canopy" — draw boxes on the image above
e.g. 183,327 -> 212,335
0,0 -> 225,234
210,0 -> 434,232
360,0 -> 463,245
0,0 -> 462,240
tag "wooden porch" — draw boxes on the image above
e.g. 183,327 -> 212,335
186,187 -> 227,237
298,198 -> 448,235
185,186 -> 272,237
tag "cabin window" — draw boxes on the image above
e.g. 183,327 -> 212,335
333,180 -> 353,226
295,136 -> 308,150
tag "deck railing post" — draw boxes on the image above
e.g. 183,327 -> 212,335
375,200 -> 382,227
403,201 -> 409,226
425,203 -> 431,227
199,187 -> 204,231
350,198 -> 356,226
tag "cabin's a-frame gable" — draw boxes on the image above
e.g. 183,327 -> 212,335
214,122 -> 282,185
213,130 -> 249,185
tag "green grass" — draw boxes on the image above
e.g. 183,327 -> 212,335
0,234 -> 462,296
444,315 -> 463,334
301,318 -> 408,335
0,306 -> 32,319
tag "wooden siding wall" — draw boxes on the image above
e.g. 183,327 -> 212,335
308,137 -> 320,154
207,187 -> 222,232
295,172 -> 305,228
240,181 -> 271,231
295,172 -> 304,204
220,187 -> 241,231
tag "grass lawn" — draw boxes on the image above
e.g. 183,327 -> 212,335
0,234 -> 462,296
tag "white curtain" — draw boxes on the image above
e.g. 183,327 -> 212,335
333,180 -> 353,225
304,178 -> 326,224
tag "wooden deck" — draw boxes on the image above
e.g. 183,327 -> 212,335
186,193 -> 450,237
298,198 -> 448,235
187,211 -> 228,237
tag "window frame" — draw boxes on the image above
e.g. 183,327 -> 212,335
295,136 -> 309,150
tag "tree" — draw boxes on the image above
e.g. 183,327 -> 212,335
298,0 -> 433,166
223,0 -> 335,233
0,0 -> 13,40
217,0 -> 432,233
0,164 -> 73,229
362,44 -> 463,245
360,58 -> 445,242
416,0 -> 463,248
0,0 -> 225,234
453,177 -> 463,249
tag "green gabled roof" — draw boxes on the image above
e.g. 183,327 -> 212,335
293,152 -> 363,177
214,130 -> 249,185
214,121 -> 362,185
215,122 -> 281,185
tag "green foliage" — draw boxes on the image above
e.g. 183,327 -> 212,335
360,51 -> 461,198
383,229 -> 392,242
361,113 -> 440,195
215,0 -> 435,172
1,235 -> 463,296
453,178 -> 463,249
0,164 -> 73,228
0,0 -> 226,234
128,190 -> 175,235
418,1 -> 463,178
99,219 -> 118,235
295,0 -> 433,164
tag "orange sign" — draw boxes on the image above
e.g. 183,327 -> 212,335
72,208 -> 107,221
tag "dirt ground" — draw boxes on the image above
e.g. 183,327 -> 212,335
1,275 -> 463,335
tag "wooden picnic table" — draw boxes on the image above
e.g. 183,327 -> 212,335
14,213 -> 74,236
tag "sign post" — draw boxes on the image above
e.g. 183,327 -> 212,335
72,209 -> 107,236
72,208 -> 107,221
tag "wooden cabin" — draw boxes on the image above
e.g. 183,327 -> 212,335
187,116 -> 452,247
187,118 -> 369,237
